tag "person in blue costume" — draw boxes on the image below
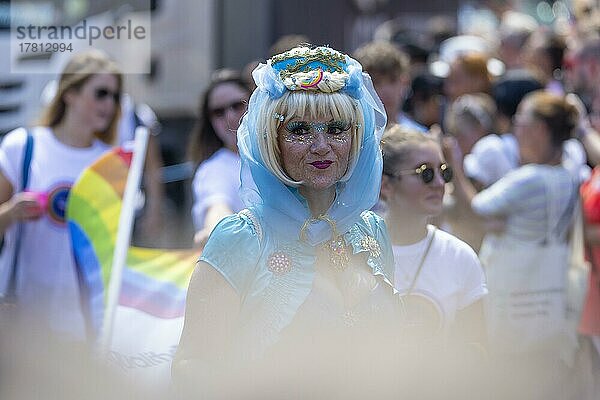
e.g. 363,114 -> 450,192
173,46 -> 405,398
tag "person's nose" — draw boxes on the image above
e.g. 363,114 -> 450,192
224,107 -> 238,121
310,132 -> 331,155
431,170 -> 446,188
224,108 -> 243,130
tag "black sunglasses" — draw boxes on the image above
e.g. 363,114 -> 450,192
94,87 -> 120,103
210,100 -> 246,119
390,163 -> 453,184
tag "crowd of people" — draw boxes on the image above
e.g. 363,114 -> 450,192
0,2 -> 600,399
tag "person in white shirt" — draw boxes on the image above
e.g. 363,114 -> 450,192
449,90 -> 581,399
187,69 -> 251,245
380,124 -> 487,347
0,50 -> 119,339
464,70 -> 588,188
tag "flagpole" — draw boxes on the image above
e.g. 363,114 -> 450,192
99,127 -> 149,355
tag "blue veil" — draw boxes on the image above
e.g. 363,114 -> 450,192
237,47 -> 387,246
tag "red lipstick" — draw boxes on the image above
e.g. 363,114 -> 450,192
311,161 -> 333,169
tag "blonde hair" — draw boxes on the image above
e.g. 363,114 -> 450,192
381,124 -> 438,175
256,91 -> 364,186
353,41 -> 410,79
38,50 -> 122,145
521,90 -> 579,147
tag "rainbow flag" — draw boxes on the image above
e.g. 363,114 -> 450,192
66,148 -> 198,382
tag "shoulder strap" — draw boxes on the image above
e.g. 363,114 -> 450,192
3,130 -> 34,302
21,132 -> 34,190
406,227 -> 437,296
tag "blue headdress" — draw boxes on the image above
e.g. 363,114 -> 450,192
238,46 -> 387,246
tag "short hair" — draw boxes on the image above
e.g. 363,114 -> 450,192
450,53 -> 492,93
38,50 -> 122,145
445,93 -> 497,135
353,41 -> 409,79
403,72 -> 443,114
256,91 -> 364,187
520,90 -> 579,147
381,124 -> 436,176
492,69 -> 544,118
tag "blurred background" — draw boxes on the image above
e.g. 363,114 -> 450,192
0,0 -> 591,247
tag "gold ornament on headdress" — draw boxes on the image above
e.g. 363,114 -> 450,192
270,47 -> 349,93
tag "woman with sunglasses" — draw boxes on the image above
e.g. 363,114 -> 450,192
187,69 -> 251,246
174,46 -> 410,398
0,50 -> 120,339
380,124 -> 487,348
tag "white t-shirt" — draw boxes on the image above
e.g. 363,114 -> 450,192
191,148 -> 244,231
463,134 -> 517,187
0,127 -> 110,339
392,225 -> 487,333
471,164 -> 577,242
464,133 -> 589,187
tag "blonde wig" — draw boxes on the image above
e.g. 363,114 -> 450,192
255,90 -> 364,187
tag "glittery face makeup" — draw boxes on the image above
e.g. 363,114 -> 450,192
281,120 -> 352,145
277,116 -> 352,191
